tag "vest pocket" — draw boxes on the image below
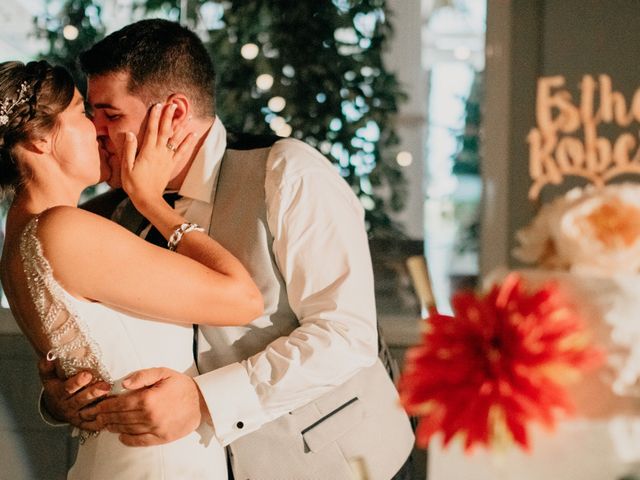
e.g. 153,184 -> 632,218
301,397 -> 365,453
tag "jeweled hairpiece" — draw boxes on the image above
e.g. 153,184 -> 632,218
0,81 -> 32,127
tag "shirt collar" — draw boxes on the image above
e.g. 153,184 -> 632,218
178,117 -> 227,203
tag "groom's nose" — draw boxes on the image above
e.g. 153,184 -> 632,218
92,114 -> 107,136
93,120 -> 111,148
97,136 -> 110,153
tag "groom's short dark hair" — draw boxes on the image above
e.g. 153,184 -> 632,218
80,19 -> 216,117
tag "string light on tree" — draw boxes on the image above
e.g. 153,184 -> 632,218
282,65 -> 295,78
268,96 -> 286,112
269,116 -> 286,132
361,66 -> 374,77
63,25 -> 79,40
256,73 -> 274,91
319,141 -> 332,155
276,124 -> 293,137
344,71 -> 356,81
396,151 -> 413,167
360,194 -> 376,211
329,118 -> 343,131
241,43 -> 259,60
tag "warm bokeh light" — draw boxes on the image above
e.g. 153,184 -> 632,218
63,25 -> 79,41
240,43 -> 259,60
269,116 -> 286,131
256,73 -> 274,90
268,96 -> 286,112
396,151 -> 413,167
276,124 -> 293,137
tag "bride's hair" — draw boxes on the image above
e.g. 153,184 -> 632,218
0,61 -> 74,194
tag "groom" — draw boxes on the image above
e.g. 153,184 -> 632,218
39,19 -> 414,479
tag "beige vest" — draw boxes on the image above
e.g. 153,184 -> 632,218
196,144 -> 297,372
200,145 -> 414,480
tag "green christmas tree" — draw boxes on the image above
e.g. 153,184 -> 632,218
34,0 -> 106,93
35,0 -> 407,237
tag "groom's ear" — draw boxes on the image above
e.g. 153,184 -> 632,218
165,94 -> 190,128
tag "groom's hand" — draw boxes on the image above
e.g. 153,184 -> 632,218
80,367 -> 211,446
38,358 -> 111,427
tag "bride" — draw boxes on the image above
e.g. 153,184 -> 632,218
0,60 -> 262,479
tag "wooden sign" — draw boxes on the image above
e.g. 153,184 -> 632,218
527,75 -> 640,199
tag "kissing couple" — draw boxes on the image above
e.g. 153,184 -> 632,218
1,18 -> 414,480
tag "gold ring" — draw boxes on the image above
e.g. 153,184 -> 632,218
166,141 -> 176,152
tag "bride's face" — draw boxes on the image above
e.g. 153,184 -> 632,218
50,89 -> 101,186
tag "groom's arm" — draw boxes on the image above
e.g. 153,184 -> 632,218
195,140 -> 378,444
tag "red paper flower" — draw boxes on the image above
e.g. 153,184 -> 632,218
398,273 -> 604,452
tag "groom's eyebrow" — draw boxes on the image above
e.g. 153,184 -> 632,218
92,102 -> 118,109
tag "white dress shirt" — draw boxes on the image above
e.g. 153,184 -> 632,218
178,119 -> 378,445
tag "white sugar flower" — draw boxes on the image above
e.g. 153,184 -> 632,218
513,186 -> 582,268
514,184 -> 640,274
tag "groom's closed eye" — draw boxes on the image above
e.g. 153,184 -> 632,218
92,102 -> 123,121
97,108 -> 122,121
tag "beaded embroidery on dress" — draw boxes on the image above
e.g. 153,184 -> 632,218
20,216 -> 113,383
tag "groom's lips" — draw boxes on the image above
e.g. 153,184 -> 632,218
100,147 -> 114,162
98,147 -> 114,181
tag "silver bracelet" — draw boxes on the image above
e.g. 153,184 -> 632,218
168,223 -> 206,251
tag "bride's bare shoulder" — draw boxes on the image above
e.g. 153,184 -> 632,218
36,206 -> 119,250
38,205 -> 113,231
34,206 -> 132,292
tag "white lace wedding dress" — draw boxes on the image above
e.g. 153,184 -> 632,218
21,216 -> 227,479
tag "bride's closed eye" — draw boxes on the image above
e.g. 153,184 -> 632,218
83,102 -> 93,119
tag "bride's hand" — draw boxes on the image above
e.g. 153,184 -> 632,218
121,103 -> 194,209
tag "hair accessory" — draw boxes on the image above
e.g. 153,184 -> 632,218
168,222 -> 205,251
0,81 -> 32,127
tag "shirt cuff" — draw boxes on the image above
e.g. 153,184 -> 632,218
194,362 -> 269,446
38,389 -> 69,427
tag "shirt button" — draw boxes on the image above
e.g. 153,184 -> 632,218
236,421 -> 244,429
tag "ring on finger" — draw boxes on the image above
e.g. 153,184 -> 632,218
166,141 -> 177,152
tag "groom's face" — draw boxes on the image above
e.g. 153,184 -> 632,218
87,71 -> 150,188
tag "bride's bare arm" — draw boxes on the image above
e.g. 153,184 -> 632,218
37,206 -> 261,326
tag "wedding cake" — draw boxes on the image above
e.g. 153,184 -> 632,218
428,183 -> 640,480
